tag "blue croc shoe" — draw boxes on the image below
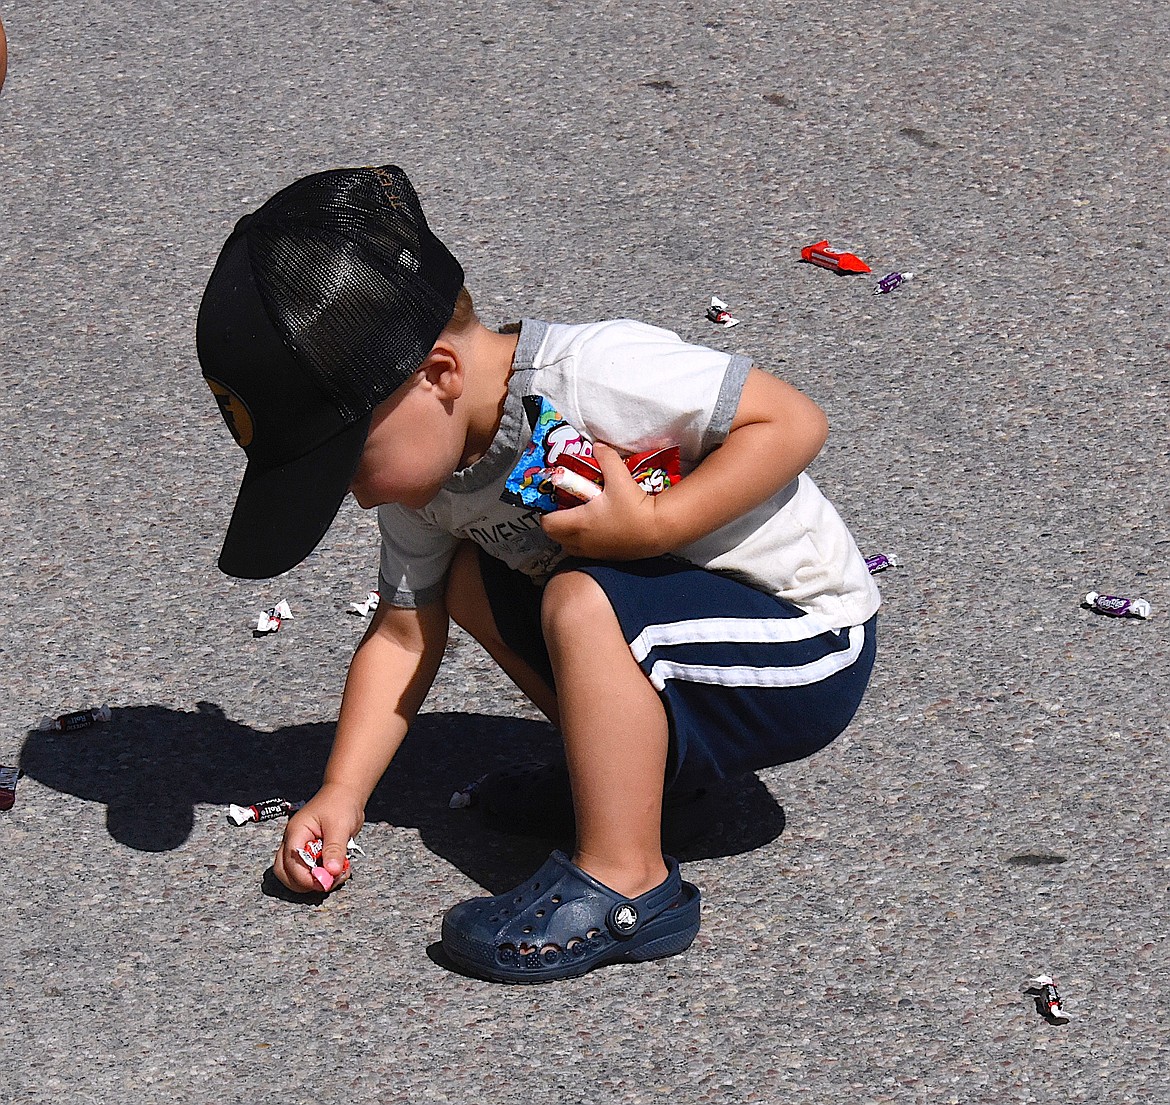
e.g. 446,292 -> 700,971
441,851 -> 701,983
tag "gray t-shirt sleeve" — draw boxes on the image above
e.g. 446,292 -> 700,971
377,503 -> 459,608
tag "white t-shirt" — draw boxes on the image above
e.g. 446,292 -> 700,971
378,319 -> 881,628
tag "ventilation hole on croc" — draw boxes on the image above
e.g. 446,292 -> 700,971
566,937 -> 583,952
518,943 -> 535,956
533,883 -> 541,892
513,896 -> 523,904
535,910 -> 545,918
586,929 -> 601,939
551,895 -> 561,903
541,945 -> 562,965
522,927 -> 534,934
496,944 -> 517,964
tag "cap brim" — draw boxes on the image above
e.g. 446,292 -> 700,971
217,411 -> 372,579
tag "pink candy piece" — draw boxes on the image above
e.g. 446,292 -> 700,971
311,867 -> 336,892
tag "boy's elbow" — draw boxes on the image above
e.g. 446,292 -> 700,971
805,402 -> 829,460
817,406 -> 830,449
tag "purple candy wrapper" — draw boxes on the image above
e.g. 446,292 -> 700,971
1083,591 -> 1151,619
874,271 -> 914,295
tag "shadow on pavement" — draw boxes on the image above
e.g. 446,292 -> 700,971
19,702 -> 785,893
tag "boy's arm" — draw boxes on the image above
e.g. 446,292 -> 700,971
540,367 -> 829,560
274,597 -> 448,892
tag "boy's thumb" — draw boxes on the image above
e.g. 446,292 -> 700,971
320,838 -> 350,875
593,441 -> 626,476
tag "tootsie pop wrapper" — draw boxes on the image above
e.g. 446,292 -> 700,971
37,704 -> 113,732
1084,591 -> 1151,619
227,797 -> 304,826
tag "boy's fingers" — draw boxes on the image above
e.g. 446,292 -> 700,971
592,441 -> 629,482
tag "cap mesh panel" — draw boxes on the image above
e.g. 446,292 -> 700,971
243,167 -> 463,422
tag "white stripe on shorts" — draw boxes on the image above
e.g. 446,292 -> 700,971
628,613 -> 840,664
640,624 -> 866,692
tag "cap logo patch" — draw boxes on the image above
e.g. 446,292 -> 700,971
370,166 -> 410,213
206,378 -> 255,448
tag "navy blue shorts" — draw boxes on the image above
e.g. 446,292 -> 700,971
477,549 -> 877,791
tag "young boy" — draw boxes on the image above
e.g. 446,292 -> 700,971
196,164 -> 880,983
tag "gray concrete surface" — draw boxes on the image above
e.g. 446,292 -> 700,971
1,0 -> 1167,1101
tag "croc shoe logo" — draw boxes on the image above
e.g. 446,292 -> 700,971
206,378 -> 255,449
612,904 -> 638,933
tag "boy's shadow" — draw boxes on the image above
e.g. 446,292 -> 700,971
19,702 -> 785,893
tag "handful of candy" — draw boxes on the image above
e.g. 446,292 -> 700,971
502,396 -> 681,512
297,836 -> 365,892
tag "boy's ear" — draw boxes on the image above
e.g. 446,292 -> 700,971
417,341 -> 464,401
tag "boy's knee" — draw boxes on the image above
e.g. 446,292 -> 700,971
541,570 -> 615,644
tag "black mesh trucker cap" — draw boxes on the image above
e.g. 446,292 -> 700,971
196,165 -> 464,579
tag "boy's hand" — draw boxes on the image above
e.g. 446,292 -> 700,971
540,442 -> 666,559
273,783 -> 365,893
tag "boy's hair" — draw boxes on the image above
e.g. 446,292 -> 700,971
447,286 -> 476,332
196,165 -> 463,579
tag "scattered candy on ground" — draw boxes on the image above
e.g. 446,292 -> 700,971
874,270 -> 915,294
348,590 -> 381,617
37,704 -> 112,732
706,296 -> 740,327
799,239 -> 871,274
1083,591 -> 1151,619
255,599 -> 292,636
227,797 -> 304,826
1025,975 -> 1071,1024
0,765 -> 18,811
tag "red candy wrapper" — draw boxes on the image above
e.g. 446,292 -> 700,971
0,765 -> 18,812
800,239 -> 871,274
553,445 -> 682,508
502,395 -> 682,512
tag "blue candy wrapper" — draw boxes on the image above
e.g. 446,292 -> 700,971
501,396 -> 596,513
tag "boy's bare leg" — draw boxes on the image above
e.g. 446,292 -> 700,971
541,569 -> 671,900
445,541 -> 561,727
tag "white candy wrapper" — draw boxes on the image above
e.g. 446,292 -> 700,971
255,599 -> 292,635
348,590 -> 381,617
706,296 -> 740,327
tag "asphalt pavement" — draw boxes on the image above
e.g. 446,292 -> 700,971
1,1 -> 1167,1101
